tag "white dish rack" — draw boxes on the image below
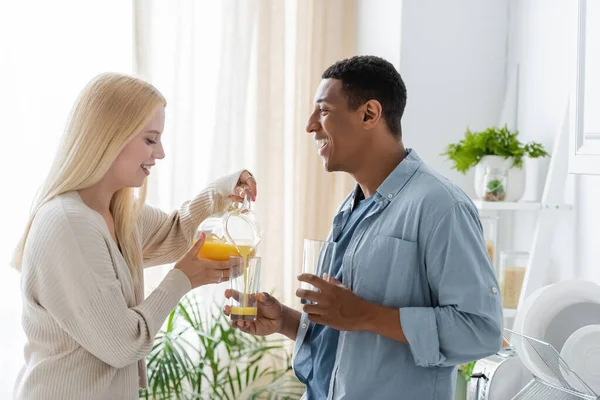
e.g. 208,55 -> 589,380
504,329 -> 599,399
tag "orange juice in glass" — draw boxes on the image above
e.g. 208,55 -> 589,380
229,256 -> 261,321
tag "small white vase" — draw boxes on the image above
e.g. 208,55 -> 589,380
474,156 -> 526,202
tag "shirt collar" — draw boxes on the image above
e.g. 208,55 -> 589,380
343,148 -> 423,211
375,148 -> 422,201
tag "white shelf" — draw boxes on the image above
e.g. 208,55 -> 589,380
503,308 -> 518,318
471,199 -> 572,211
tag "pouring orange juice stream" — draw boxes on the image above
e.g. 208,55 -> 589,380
236,245 -> 254,315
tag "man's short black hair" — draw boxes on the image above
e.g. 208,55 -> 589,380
322,55 -> 407,139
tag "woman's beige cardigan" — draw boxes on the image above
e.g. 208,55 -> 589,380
14,172 -> 241,399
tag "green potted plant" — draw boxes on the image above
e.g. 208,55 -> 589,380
139,295 -> 304,400
441,125 -> 549,201
454,361 -> 476,400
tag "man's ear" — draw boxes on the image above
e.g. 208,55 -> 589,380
361,100 -> 382,128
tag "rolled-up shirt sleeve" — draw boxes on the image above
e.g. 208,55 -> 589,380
400,201 -> 503,367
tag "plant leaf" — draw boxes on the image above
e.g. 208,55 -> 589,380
441,125 -> 549,173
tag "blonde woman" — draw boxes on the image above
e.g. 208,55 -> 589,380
12,73 -> 257,400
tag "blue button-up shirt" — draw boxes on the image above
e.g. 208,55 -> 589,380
297,195 -> 377,398
293,149 -> 503,400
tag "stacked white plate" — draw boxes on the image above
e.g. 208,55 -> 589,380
512,280 -> 600,391
560,325 -> 600,394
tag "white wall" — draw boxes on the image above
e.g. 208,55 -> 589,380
358,0 -> 510,197
356,0 -> 600,285
578,176 -> 600,283
0,2 -> 133,398
356,0 -> 403,69
507,0 -> 600,285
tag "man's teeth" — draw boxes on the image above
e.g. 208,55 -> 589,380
142,165 -> 151,171
316,139 -> 328,148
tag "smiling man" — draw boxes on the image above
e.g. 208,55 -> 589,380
225,55 -> 503,399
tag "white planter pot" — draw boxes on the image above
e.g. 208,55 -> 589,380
474,155 -> 526,202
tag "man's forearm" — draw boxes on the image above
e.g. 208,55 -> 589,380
279,305 -> 302,341
362,301 -> 408,344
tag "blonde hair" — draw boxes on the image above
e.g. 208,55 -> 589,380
13,73 -> 166,287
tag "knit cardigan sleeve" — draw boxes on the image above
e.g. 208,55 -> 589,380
139,170 -> 243,267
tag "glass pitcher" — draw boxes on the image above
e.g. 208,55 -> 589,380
196,195 -> 263,261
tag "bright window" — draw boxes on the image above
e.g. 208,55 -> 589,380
0,2 -> 133,397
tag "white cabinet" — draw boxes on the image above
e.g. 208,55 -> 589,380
569,0 -> 600,175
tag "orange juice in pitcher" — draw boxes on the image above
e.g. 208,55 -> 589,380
197,235 -> 255,261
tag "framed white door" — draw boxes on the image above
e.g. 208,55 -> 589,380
570,0 -> 600,175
